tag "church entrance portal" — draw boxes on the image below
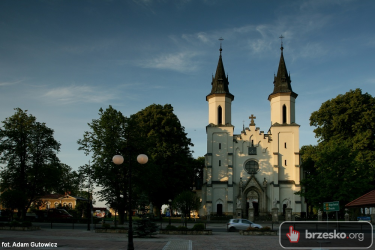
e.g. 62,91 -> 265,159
217,204 -> 223,216
246,190 -> 259,217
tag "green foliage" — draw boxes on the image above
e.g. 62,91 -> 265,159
0,108 -> 66,219
177,225 -> 188,230
172,191 -> 201,223
21,221 -> 32,227
9,220 -> 20,227
165,224 -> 177,230
134,216 -> 159,237
298,89 -> 375,208
0,190 -> 28,212
102,223 -> 111,229
192,223 -> 205,231
129,104 -> 194,215
77,106 -> 130,224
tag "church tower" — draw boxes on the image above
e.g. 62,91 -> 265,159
206,44 -> 234,125
204,42 -> 235,216
268,43 -> 301,213
268,45 -> 298,125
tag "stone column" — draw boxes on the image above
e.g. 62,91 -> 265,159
248,208 -> 254,222
262,178 -> 267,215
285,208 -> 292,221
272,208 -> 279,223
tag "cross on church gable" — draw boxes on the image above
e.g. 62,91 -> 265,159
249,114 -> 256,126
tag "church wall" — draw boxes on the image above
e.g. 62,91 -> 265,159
208,96 -> 232,125
270,95 -> 296,124
278,131 -> 295,181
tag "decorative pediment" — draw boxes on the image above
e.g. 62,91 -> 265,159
243,175 -> 263,192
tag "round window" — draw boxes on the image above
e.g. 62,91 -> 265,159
245,160 -> 259,174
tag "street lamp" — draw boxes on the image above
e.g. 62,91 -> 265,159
113,154 -> 148,250
168,199 -> 172,225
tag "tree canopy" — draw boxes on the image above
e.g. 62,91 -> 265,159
0,108 -> 63,218
298,89 -> 375,208
130,104 -> 194,215
77,105 -> 131,224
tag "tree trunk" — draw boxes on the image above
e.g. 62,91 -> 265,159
118,207 -> 125,224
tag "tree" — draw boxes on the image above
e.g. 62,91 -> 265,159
130,104 -> 194,217
77,106 -> 131,224
298,89 -> 375,208
172,191 -> 201,226
54,163 -> 83,196
0,108 -> 62,219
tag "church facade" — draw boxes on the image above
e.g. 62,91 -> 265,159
200,43 -> 304,218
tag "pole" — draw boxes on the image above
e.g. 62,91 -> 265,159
128,156 -> 134,250
87,162 -> 91,231
169,203 -> 171,226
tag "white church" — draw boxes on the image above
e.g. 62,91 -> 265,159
200,42 -> 305,218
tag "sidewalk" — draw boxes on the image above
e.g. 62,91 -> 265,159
1,228 -> 375,250
0,228 -> 281,250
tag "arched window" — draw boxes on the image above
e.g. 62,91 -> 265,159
218,106 -> 222,124
54,202 -> 59,208
282,105 -> 287,124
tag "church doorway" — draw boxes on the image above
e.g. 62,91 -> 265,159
246,190 -> 259,217
217,204 -> 223,216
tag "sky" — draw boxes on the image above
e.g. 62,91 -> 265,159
1,0 -> 375,205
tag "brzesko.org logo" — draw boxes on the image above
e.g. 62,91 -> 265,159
279,221 -> 373,249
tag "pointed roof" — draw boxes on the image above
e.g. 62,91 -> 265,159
345,190 -> 375,208
268,46 -> 297,100
206,47 -> 234,101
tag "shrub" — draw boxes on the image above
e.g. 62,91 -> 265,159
246,226 -> 272,231
177,225 -> 188,230
9,221 -> 20,227
21,221 -> 32,227
192,223 -> 205,231
165,225 -> 177,230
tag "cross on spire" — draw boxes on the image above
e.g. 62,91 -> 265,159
249,114 -> 256,126
279,35 -> 284,51
219,37 -> 224,55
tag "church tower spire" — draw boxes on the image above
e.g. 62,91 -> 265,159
268,37 -> 298,125
206,38 -> 234,125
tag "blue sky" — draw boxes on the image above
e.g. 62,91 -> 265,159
1,0 -> 375,173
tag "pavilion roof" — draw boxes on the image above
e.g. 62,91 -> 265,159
345,190 -> 375,208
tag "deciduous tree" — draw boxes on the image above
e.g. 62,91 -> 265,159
298,89 -> 375,208
130,104 -> 194,217
0,108 -> 61,219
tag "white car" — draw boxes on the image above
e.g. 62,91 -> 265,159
227,219 -> 262,231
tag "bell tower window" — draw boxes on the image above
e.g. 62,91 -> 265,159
218,106 -> 223,124
283,105 -> 287,124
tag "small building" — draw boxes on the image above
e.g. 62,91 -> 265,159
35,193 -> 87,210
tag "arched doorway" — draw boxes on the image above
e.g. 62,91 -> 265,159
245,190 -> 259,217
216,200 -> 223,216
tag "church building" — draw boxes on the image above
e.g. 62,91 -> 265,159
200,41 -> 304,218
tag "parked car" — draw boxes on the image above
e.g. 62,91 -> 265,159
227,219 -> 262,231
47,209 -> 73,219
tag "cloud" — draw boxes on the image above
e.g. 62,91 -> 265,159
137,51 -> 200,72
43,85 -> 117,104
0,79 -> 24,86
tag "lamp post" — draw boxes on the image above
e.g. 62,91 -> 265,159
168,199 -> 172,225
86,161 -> 91,231
113,154 -> 148,250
